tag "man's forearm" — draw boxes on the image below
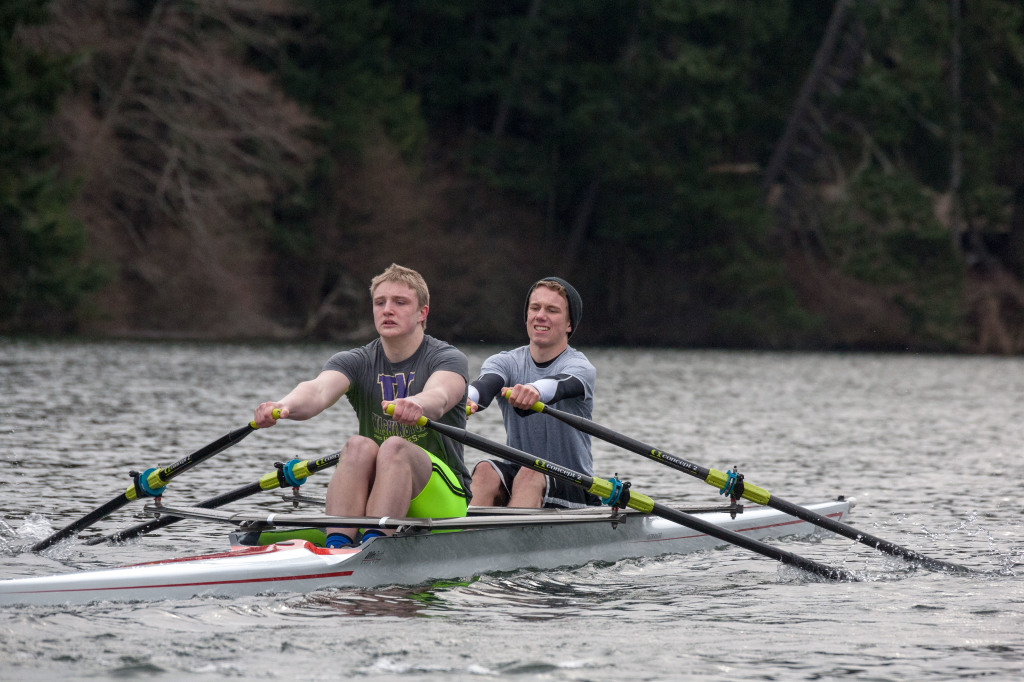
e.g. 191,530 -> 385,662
410,387 -> 457,420
278,380 -> 336,420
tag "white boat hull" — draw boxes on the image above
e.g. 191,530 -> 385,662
0,499 -> 851,605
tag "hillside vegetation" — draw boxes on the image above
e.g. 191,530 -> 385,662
4,0 -> 1024,352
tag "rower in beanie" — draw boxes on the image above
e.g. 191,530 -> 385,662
467,275 -> 599,509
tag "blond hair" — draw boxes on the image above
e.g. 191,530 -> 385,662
369,263 -> 430,329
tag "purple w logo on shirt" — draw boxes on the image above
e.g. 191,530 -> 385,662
378,372 -> 416,401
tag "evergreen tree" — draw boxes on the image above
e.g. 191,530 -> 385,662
0,1 -> 99,332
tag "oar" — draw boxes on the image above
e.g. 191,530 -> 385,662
386,406 -> 855,581
85,450 -> 341,545
523,397 -> 969,573
32,412 -> 278,552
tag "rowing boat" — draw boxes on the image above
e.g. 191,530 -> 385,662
0,498 -> 852,606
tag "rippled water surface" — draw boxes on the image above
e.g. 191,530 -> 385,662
1,339 -> 1022,681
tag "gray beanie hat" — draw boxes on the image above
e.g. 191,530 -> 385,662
524,277 -> 583,338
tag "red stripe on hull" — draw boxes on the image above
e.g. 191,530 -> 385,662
7,541 -> 357,597
127,540 -> 348,567
4,568 -> 356,597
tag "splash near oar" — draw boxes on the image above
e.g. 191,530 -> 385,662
521,396 -> 969,574
32,412 -> 278,552
86,450 -> 341,545
386,405 -> 855,582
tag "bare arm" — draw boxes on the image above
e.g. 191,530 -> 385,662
385,370 -> 466,425
254,370 -> 351,427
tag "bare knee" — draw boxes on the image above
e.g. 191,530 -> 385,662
326,435 -> 379,517
376,436 -> 420,468
508,468 -> 545,508
514,468 -> 546,488
335,435 -> 379,477
374,437 -> 432,488
470,462 -> 507,506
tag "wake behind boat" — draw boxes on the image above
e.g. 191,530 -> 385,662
0,498 -> 852,606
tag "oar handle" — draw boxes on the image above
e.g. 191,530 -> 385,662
249,408 -> 282,429
384,403 -> 432,427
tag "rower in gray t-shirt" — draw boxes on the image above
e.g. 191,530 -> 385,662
325,334 -> 471,493
471,344 -> 598,508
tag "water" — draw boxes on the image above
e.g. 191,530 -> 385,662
0,339 -> 1021,680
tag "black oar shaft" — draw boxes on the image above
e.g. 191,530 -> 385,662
84,482 -> 262,545
32,423 -> 258,552
411,414 -> 854,581
154,423 -> 257,481
647,500 -> 845,578
763,497 -> 965,571
534,402 -> 969,573
86,451 -> 341,545
34,495 -> 133,552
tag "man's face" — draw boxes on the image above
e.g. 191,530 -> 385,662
526,286 -> 571,348
372,281 -> 426,338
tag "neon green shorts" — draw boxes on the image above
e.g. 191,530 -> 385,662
407,451 -> 469,518
240,450 -> 468,547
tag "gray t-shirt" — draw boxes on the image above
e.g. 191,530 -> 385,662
324,335 -> 470,490
480,345 -> 596,475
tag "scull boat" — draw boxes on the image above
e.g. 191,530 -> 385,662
0,497 -> 852,606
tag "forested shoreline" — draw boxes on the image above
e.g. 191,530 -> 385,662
4,1 -> 1024,352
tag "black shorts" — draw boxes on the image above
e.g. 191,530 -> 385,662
483,460 -> 603,509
